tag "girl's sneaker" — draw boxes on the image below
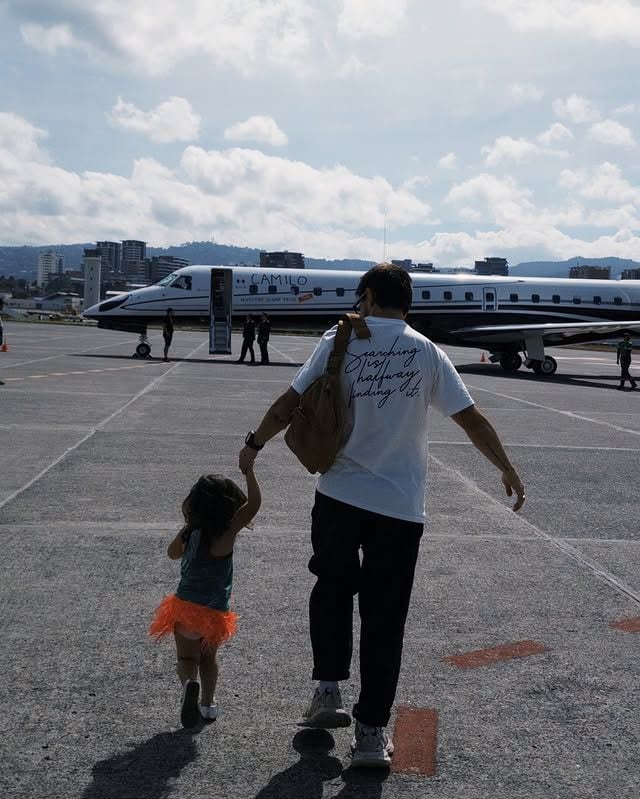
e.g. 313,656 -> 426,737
350,721 -> 394,768
200,703 -> 218,722
180,680 -> 200,728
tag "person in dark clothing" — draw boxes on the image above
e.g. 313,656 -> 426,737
616,333 -> 637,390
0,298 -> 5,385
237,315 -> 256,364
163,309 -> 175,362
257,313 -> 271,365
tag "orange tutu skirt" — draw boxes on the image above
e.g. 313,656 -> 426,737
149,594 -> 237,649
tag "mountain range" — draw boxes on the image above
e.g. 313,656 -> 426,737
1,242 -> 639,281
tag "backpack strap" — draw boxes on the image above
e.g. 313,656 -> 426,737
326,314 -> 371,376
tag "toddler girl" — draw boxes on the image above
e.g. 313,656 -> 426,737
149,466 -> 260,727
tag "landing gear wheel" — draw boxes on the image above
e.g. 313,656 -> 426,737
136,342 -> 151,359
499,353 -> 522,372
533,356 -> 557,376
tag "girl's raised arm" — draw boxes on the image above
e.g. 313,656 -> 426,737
227,466 -> 261,536
167,526 -> 188,560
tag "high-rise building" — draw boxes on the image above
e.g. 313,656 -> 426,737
121,240 -> 147,278
96,241 -> 122,273
569,265 -> 610,279
621,268 -> 640,280
37,251 -> 64,286
475,257 -> 508,276
146,255 -> 190,284
83,248 -> 102,308
259,251 -> 304,269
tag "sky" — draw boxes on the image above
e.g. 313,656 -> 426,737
1,0 -> 640,266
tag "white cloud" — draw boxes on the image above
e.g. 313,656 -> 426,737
559,162 -> 640,205
537,123 -> 573,147
614,103 -> 637,116
508,82 -> 544,104
337,55 -> 378,78
224,116 -> 288,147
0,112 -> 49,163
482,136 -> 539,166
337,0 -> 408,38
478,1 -> 640,46
553,94 -> 601,124
11,1 -> 315,76
588,119 -> 636,148
107,97 -> 201,144
437,152 -> 458,170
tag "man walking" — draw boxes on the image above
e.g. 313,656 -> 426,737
162,308 -> 174,362
239,263 -> 525,767
257,313 -> 271,365
237,314 -> 256,364
616,332 -> 637,390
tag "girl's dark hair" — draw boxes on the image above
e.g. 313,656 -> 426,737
355,262 -> 413,314
181,474 -> 247,555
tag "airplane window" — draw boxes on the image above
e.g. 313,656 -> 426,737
172,276 -> 192,290
422,290 -> 430,300
593,296 -> 601,304
444,291 -> 452,300
268,285 -> 277,294
250,284 -> 258,295
157,273 -> 177,286
510,293 -> 518,302
552,294 -> 560,303
573,296 -> 581,304
614,296 -> 622,305
532,294 -> 540,303
485,292 -> 494,301
336,288 -> 345,297
290,286 -> 299,295
465,291 -> 474,301
313,287 -> 323,296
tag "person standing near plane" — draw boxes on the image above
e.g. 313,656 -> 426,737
237,314 -> 256,364
162,308 -> 174,362
238,262 -> 525,767
616,332 -> 637,390
0,298 -> 5,385
257,313 -> 271,365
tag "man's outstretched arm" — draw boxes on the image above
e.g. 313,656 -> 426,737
451,404 -> 525,512
239,387 -> 300,473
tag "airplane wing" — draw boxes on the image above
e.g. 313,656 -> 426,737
449,320 -> 640,346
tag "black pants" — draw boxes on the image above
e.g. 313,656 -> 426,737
620,360 -> 636,387
239,339 -> 255,363
309,491 -> 423,727
259,341 -> 269,364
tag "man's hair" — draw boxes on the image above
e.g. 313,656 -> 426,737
356,262 -> 413,314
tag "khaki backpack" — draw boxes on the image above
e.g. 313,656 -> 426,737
284,313 -> 371,474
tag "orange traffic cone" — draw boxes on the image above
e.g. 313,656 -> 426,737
1,342 -> 8,352
480,352 -> 486,363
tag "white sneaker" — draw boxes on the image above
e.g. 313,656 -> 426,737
180,680 -> 200,728
200,703 -> 218,722
298,686 -> 351,729
350,721 -> 394,768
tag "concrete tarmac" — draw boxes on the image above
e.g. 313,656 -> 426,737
1,321 -> 639,798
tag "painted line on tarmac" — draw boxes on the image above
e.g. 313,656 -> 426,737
391,707 -> 438,776
429,454 -> 640,608
442,640 -> 550,670
610,617 -> 640,633
3,363 -> 166,382
430,440 -> 640,452
0,338 -> 208,512
468,384 -> 640,439
0,336 -> 148,369
268,343 -> 298,364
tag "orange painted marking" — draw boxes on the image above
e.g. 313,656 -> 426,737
610,617 -> 640,633
442,640 -> 550,669
391,706 -> 438,776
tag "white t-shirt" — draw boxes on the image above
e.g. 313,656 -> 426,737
291,317 -> 473,523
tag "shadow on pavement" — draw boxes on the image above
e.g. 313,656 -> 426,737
80,729 -> 198,799
456,363 -> 629,392
68,353 -> 305,368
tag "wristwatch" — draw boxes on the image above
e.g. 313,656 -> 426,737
245,430 -> 264,451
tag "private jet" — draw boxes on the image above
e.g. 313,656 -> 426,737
83,264 -> 640,375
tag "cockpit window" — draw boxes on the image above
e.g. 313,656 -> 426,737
171,276 -> 192,290
157,273 -> 177,286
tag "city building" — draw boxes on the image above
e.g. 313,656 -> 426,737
146,255 -> 190,284
37,251 -> 64,286
474,257 -> 508,276
391,259 -> 439,273
621,268 -> 640,280
121,240 -> 147,278
40,292 -> 82,313
259,251 -> 305,269
83,248 -> 102,308
96,241 -> 122,274
569,265 -> 610,279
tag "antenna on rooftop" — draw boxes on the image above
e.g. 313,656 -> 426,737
382,210 -> 387,263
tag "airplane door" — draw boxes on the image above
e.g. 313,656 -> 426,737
482,287 -> 497,312
209,268 -> 233,354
